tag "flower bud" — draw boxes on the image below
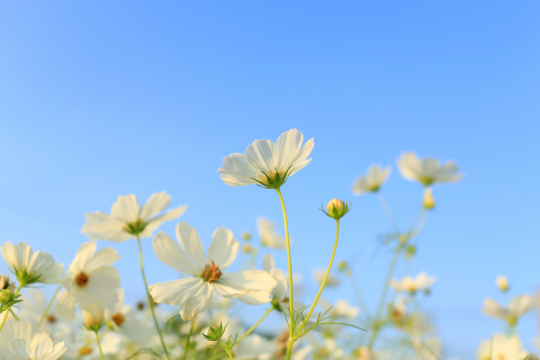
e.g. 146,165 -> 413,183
0,289 -> 14,304
496,275 -> 509,292
82,303 -> 104,330
423,188 -> 435,210
242,244 -> 252,254
327,199 -> 344,215
241,231 -> 252,241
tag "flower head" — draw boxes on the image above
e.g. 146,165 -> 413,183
312,269 -> 340,288
482,294 -> 535,326
391,272 -> 436,294
0,321 -> 66,360
149,222 -> 277,320
257,217 -> 286,249
352,165 -> 391,195
81,192 -> 188,242
1,242 -> 64,286
82,303 -> 105,331
397,152 -> 463,186
477,334 -> 528,360
56,241 -> 120,321
321,199 -> 351,220
218,129 -> 314,189
261,254 -> 288,308
105,289 -> 151,343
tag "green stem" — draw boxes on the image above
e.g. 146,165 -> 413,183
181,317 -> 196,360
0,283 -> 23,333
275,189 -> 294,337
225,349 -> 234,360
38,283 -> 64,326
236,308 -> 273,344
94,330 -> 105,360
285,338 -> 295,360
136,235 -> 171,360
298,219 -> 341,334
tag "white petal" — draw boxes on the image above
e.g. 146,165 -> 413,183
509,295 -> 535,316
220,270 -> 277,291
275,129 -> 304,171
80,212 -> 129,242
397,152 -> 422,181
152,231 -> 200,275
110,194 -> 140,223
139,192 -> 172,221
236,289 -> 273,305
213,283 -> 249,299
270,268 -> 288,300
56,292 -> 76,321
262,254 -> 275,273
207,227 -> 239,270
289,137 -> 315,174
245,139 -> 277,173
68,241 -> 97,273
175,222 -> 207,270
218,153 -> 259,186
9,339 -> 32,357
143,205 -> 188,237
149,277 -> 204,306
85,247 -> 120,274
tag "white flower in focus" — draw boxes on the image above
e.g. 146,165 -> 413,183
312,269 -> 340,288
56,241 -> 120,321
391,272 -> 436,293
1,242 -> 64,285
218,129 -> 314,189
105,289 -> 151,343
481,295 -> 536,326
261,254 -> 288,302
477,334 -> 528,360
397,152 -> 463,186
330,299 -> 360,319
149,222 -> 277,320
81,192 -> 188,242
352,165 -> 392,195
0,338 -> 67,360
257,217 -> 286,249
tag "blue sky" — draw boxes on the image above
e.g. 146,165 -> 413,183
1,1 -> 539,358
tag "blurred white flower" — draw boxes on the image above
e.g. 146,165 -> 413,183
312,338 -> 344,359
105,289 -> 151,343
312,269 -> 340,288
82,302 -> 105,329
234,333 -> 275,360
397,152 -> 463,186
391,272 -> 436,293
81,192 -> 187,242
482,294 -> 535,325
0,337 -> 66,360
149,222 -> 277,320
218,128 -> 314,189
412,336 -> 441,360
261,254 -> 288,302
56,242 -> 120,321
477,334 -> 528,360
62,332 -> 122,360
257,217 -> 286,249
1,242 -> 64,285
330,299 -> 360,319
352,165 -> 392,195
0,320 -> 49,349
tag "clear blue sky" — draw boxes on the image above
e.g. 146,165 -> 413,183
1,1 -> 539,358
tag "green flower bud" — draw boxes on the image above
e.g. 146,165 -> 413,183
0,290 -> 14,304
320,199 -> 351,220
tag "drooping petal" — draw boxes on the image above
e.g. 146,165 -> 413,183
207,227 -> 239,270
139,192 -> 172,222
245,139 -> 277,173
236,289 -> 273,305
152,231 -> 200,275
220,270 -> 277,291
262,254 -> 275,273
110,194 -> 140,223
179,281 -> 213,320
213,282 -> 249,299
149,277 -> 211,320
80,212 -> 129,242
175,222 -> 207,270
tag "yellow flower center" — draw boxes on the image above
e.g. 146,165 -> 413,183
112,313 -> 125,327
78,346 -> 92,355
202,261 -> 222,283
76,272 -> 89,287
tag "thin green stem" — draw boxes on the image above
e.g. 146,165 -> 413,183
94,330 -> 105,360
236,308 -> 273,344
285,338 -> 295,360
225,349 -> 234,360
136,235 -> 171,360
0,283 -> 23,333
298,219 -> 341,334
181,317 -> 196,360
38,283 -> 64,326
275,189 -> 294,336
345,272 -> 372,319
377,192 -> 399,232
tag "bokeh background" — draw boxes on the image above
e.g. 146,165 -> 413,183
1,1 -> 539,358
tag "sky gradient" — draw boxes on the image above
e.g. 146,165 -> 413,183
1,1 -> 539,358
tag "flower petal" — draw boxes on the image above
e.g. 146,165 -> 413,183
245,139 -> 277,173
207,227 -> 239,271
220,270 -> 277,291
68,241 -> 97,273
80,212 -> 129,242
275,129 -> 304,171
139,192 -> 172,222
262,254 -> 275,273
218,153 -> 259,186
152,231 -> 200,275
175,222 -> 207,270
85,248 -> 120,274
56,291 -> 77,321
9,339 -> 32,358
111,194 -> 140,223
143,205 -> 189,237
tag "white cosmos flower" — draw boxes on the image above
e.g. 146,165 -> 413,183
477,334 -> 528,360
331,299 -> 360,319
0,321 -> 49,349
1,242 -> 64,285
0,338 -> 67,360
312,269 -> 340,288
397,152 -> 463,186
234,333 -> 275,360
105,289 -> 151,343
56,242 -> 120,321
81,192 -> 188,242
218,128 -> 314,189
257,217 -> 286,249
261,254 -> 287,302
149,222 -> 277,321
391,272 -> 436,293
352,165 -> 392,195
481,294 -> 536,325
62,332 -> 122,360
